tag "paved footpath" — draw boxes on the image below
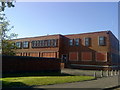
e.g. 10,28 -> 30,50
33,75 -> 119,89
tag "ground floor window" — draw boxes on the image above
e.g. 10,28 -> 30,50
69,52 -> 78,61
81,52 -> 92,61
96,52 -> 107,62
42,52 -> 57,58
29,52 -> 39,57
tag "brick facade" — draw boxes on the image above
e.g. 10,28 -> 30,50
11,31 -> 119,70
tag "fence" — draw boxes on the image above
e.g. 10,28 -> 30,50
2,55 -> 64,74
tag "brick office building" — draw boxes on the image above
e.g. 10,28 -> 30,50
12,31 -> 119,70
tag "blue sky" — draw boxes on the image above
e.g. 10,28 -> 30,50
4,2 -> 118,38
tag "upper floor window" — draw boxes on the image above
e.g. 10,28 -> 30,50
39,40 -> 42,47
48,40 -> 51,47
23,41 -> 29,48
50,39 -> 53,46
36,40 -> 39,47
99,36 -> 106,46
69,39 -> 73,46
52,39 -> 57,47
31,41 -> 36,47
44,40 -> 48,47
85,38 -> 91,46
40,40 -> 43,47
16,42 -> 22,48
31,39 -> 58,48
54,39 -> 57,47
75,38 -> 79,46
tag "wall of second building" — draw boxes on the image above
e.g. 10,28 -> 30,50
60,31 -> 111,70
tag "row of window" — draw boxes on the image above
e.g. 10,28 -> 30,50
68,52 -> 107,62
15,36 -> 106,48
32,39 -> 58,48
69,36 -> 106,46
15,39 -> 58,48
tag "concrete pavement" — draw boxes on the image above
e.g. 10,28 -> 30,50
32,68 -> 120,89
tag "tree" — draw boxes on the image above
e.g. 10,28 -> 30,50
0,0 -> 15,12
0,0 -> 17,56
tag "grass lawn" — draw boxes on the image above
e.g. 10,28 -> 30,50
1,73 -> 95,88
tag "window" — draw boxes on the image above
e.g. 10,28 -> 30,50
44,40 -> 48,47
48,40 -> 51,47
16,42 -> 22,48
99,36 -> 106,46
96,52 -> 107,62
81,52 -> 92,61
75,38 -> 79,46
23,41 -> 29,48
39,40 -> 42,47
41,40 -> 44,47
51,39 -> 54,46
54,39 -> 57,46
53,39 -> 57,47
69,39 -> 73,46
32,41 -> 36,47
36,41 -> 39,47
32,41 -> 34,47
69,52 -> 78,61
85,38 -> 91,46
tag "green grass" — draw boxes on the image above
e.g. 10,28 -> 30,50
1,75 -> 95,88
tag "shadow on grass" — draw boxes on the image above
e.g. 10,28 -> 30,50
2,72 -> 74,78
2,81 -> 28,88
2,81 -> 47,90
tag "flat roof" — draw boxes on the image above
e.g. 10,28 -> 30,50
12,30 -> 118,40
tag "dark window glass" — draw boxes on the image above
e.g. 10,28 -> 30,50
41,40 -> 43,47
69,39 -> 73,46
51,39 -> 54,46
23,41 -> 29,48
43,40 -> 45,47
44,40 -> 48,47
52,39 -> 57,47
32,41 -> 36,47
85,38 -> 91,46
75,38 -> 79,46
39,40 -> 42,47
16,42 -> 22,48
54,39 -> 57,46
36,41 -> 39,47
48,40 -> 50,47
99,36 -> 106,46
34,41 -> 37,47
